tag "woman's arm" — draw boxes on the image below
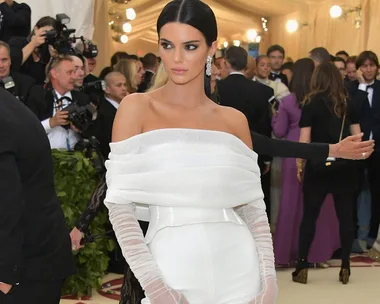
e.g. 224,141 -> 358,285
233,111 -> 278,303
106,95 -> 189,304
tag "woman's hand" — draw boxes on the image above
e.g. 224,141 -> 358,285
329,133 -> 374,160
31,28 -> 47,48
249,278 -> 278,304
70,227 -> 84,251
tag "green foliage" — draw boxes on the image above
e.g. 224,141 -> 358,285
51,150 -> 115,296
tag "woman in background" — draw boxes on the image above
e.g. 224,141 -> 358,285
114,59 -> 143,93
294,62 -> 361,285
272,58 -> 340,266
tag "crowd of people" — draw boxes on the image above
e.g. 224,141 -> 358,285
0,0 -> 379,303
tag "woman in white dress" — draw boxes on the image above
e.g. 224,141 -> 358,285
104,1 -> 276,303
103,1 -> 373,303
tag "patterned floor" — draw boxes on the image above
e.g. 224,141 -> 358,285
60,255 -> 379,304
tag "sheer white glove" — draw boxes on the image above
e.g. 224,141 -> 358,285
106,202 -> 189,303
248,277 -> 278,304
234,203 -> 278,304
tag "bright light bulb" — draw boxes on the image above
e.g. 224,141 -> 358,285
264,28 -> 268,32
120,34 -> 129,44
286,20 -> 299,33
255,36 -> 261,43
330,5 -> 343,18
123,22 -> 132,33
223,41 -> 228,48
126,8 -> 136,20
233,40 -> 241,47
247,29 -> 257,41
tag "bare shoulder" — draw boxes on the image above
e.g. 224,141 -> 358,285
112,93 -> 150,142
217,105 -> 252,149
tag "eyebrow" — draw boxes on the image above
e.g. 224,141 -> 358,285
160,38 -> 201,44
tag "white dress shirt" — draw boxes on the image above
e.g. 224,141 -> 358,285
358,81 -> 375,139
41,91 -> 80,150
105,96 -> 119,109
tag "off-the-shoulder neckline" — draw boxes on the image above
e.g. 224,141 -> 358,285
110,128 -> 251,150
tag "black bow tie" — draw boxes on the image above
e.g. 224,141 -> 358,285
270,72 -> 281,80
366,83 -> 375,91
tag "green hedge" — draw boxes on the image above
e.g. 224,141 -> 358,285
51,150 -> 115,296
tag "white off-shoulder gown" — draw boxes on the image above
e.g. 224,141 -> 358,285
105,129 -> 272,304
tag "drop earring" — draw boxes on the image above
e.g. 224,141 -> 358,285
206,55 -> 212,76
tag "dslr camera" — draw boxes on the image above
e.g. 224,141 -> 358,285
45,13 -> 98,56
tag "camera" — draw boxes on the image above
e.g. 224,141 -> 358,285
61,100 -> 97,132
0,76 -> 24,102
82,80 -> 106,93
45,14 -> 98,56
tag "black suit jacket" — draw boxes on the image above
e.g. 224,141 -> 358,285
25,85 -> 91,121
269,72 -> 288,87
9,71 -> 35,103
348,80 -> 380,148
87,97 -> 117,158
138,70 -> 154,93
218,74 -> 273,161
0,1 -> 31,42
0,88 -> 75,284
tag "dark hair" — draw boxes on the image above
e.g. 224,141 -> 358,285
142,53 -> 158,69
303,62 -> 347,118
309,47 -> 331,64
281,61 -> 293,72
157,0 -> 217,97
333,56 -> 346,68
290,58 -> 314,107
336,50 -> 349,58
111,51 -> 129,66
225,46 -> 247,71
267,44 -> 285,57
356,51 -> 379,69
31,16 -> 56,37
128,54 -> 139,61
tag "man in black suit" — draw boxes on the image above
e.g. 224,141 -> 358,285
138,53 -> 158,92
218,46 -> 273,218
26,55 -> 92,150
348,51 -> 380,242
0,88 -> 75,303
267,44 -> 288,87
0,0 -> 31,42
0,40 -> 34,103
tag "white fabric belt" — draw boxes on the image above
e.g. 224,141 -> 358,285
143,206 -> 245,244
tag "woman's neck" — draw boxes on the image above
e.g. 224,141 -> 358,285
161,74 -> 207,108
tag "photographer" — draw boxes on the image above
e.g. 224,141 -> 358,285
0,0 -> 31,42
8,16 -> 57,84
25,55 -> 92,150
0,40 -> 35,102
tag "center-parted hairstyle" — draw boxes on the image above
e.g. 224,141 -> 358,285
156,0 -> 218,97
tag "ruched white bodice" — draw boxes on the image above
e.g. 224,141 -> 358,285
105,128 -> 264,211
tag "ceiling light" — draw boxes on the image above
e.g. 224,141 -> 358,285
233,40 -> 241,47
286,20 -> 299,33
120,34 -> 129,44
255,36 -> 261,43
330,5 -> 343,18
123,22 -> 132,33
223,41 -> 229,48
126,8 -> 136,20
247,29 -> 257,41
